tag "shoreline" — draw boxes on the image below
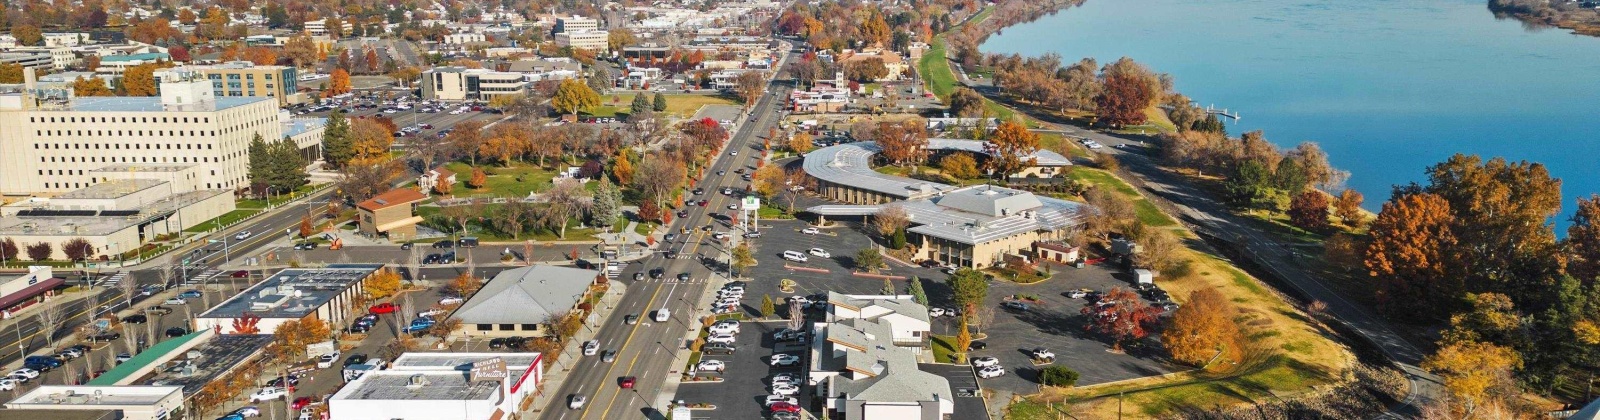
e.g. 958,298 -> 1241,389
1489,0 -> 1600,38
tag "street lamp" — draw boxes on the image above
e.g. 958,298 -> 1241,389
208,238 -> 231,264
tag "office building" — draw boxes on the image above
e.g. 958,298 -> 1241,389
0,68 -> 325,196
193,264 -> 386,334
304,18 -> 354,37
554,16 -> 599,33
452,265 -> 600,338
420,67 -> 529,102
555,30 -> 609,52
155,61 -> 302,106
0,177 -> 237,261
93,52 -> 170,76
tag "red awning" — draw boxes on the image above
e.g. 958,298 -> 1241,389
0,277 -> 66,310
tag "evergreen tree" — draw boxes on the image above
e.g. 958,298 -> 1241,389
906,276 -> 928,305
890,226 -> 907,249
591,177 -> 622,228
629,94 -> 651,116
652,92 -> 667,112
268,138 -> 309,192
882,277 -> 895,294
246,134 -> 271,196
322,111 -> 354,168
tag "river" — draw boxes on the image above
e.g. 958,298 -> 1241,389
981,0 -> 1600,220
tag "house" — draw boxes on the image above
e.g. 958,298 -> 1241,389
450,265 -> 600,338
417,167 -> 457,194
826,292 -> 931,352
1032,241 -> 1080,263
357,188 -> 427,241
807,317 -> 953,420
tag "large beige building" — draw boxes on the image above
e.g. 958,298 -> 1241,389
0,69 -> 324,196
0,177 -> 237,261
156,61 -> 304,106
420,67 -> 529,102
555,30 -> 609,52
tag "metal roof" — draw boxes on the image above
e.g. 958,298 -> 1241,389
806,184 -> 1088,245
801,142 -> 955,199
196,264 -> 383,320
452,265 -> 597,325
925,138 -> 1072,166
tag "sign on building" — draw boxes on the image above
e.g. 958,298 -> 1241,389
470,357 -> 508,382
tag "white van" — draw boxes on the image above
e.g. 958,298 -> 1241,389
782,251 -> 809,262
654,308 -> 670,322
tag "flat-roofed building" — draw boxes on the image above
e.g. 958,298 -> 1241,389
4,385 -> 183,420
555,30 -> 609,52
328,352 -> 544,420
0,178 -> 236,261
0,266 -> 61,316
94,52 -> 170,76
420,67 -> 529,102
304,18 -> 353,37
554,16 -> 599,33
193,264 -> 386,334
156,61 -> 302,106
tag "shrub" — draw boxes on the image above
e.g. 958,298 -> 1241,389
1038,366 -> 1080,387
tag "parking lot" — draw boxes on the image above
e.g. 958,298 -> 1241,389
673,319 -> 807,419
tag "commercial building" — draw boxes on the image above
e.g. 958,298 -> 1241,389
357,188 -> 427,241
328,352 -> 543,420
0,266 -> 62,316
155,61 -> 302,106
838,48 -> 907,82
94,52 -> 170,76
825,292 -> 931,352
451,265 -> 599,338
304,18 -> 354,37
790,87 -> 850,113
800,139 -> 1071,205
807,317 -> 953,420
0,68 -> 325,196
554,30 -> 609,52
420,67 -> 530,102
443,33 -> 487,44
0,177 -> 236,261
554,16 -> 600,34
193,264 -> 386,334
5,46 -> 83,70
4,385 -> 184,420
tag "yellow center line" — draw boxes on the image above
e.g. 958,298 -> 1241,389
583,268 -> 670,419
0,290 -> 128,361
593,230 -> 713,419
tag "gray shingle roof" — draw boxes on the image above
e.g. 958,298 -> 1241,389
452,265 -> 598,324
820,318 -> 951,406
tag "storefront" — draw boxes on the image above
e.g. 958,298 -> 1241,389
0,266 -> 65,318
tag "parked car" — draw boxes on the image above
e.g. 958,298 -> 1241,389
115,353 -> 132,364
24,356 -> 60,368
696,360 -> 726,372
369,303 -> 397,314
166,327 -> 188,337
702,343 -> 736,355
344,354 -> 369,367
801,227 -> 820,235
122,314 -> 148,324
233,406 -> 261,417
402,319 -> 435,333
290,396 -> 312,410
164,298 -> 187,305
764,395 -> 798,407
249,387 -> 288,402
144,305 -> 171,315
89,331 -> 121,342
1001,301 -> 1030,310
178,290 -> 203,299
770,402 -> 803,414
1031,348 -> 1056,360
771,383 -> 800,396
231,270 -> 250,278
971,356 -> 1000,368
782,250 -> 809,262
438,296 -> 464,305
707,323 -> 740,335
705,334 -> 736,344
977,365 -> 1006,378
770,354 -> 801,366
808,248 -> 830,258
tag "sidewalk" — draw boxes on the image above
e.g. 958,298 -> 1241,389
522,281 -> 628,416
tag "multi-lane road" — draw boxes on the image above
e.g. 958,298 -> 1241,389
545,48 -> 796,419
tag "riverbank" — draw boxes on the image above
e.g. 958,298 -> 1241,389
1490,0 -> 1600,37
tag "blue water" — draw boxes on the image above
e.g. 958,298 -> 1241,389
982,0 -> 1600,220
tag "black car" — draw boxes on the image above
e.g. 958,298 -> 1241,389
505,336 -> 530,350
400,243 -> 414,250
89,331 -> 121,342
489,338 -> 508,349
692,188 -> 704,195
423,254 -> 440,265
24,363 -> 52,373
968,341 -> 988,351
678,272 -> 690,282
348,323 -> 371,333
165,327 -> 188,337
121,314 -> 148,324
649,268 -> 664,279
344,354 -> 369,366
433,240 -> 453,249
664,250 -> 678,259
266,375 -> 301,387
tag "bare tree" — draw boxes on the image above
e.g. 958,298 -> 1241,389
59,359 -> 79,385
872,204 -> 910,236
118,272 -> 139,308
37,304 -> 64,350
973,306 -> 997,336
121,326 -> 142,353
540,179 -> 594,239
407,245 -> 421,286
788,302 -> 803,331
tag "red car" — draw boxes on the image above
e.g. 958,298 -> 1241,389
291,396 -> 312,410
619,376 -> 636,389
369,303 -> 397,314
231,270 -> 250,278
770,402 -> 801,414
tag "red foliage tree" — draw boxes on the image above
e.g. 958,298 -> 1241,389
1080,287 -> 1164,351
638,201 -> 662,223
1288,190 -> 1331,231
1095,73 -> 1155,128
231,312 -> 262,334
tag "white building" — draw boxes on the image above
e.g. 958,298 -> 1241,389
42,33 -> 88,47
555,16 -> 599,33
826,292 -> 932,353
443,33 -> 487,44
328,352 -> 544,420
4,385 -> 184,420
304,18 -> 354,37
555,30 -> 609,52
807,317 -> 953,420
0,68 -> 324,195
420,67 -> 529,102
193,264 -> 384,334
0,176 -> 237,261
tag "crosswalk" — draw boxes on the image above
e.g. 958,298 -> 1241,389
184,269 -> 220,286
94,271 -> 127,287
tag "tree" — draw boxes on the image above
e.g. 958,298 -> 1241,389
633,154 -> 685,207
1095,68 -> 1157,127
948,87 -> 985,118
299,215 -> 315,238
1422,340 -> 1522,415
552,79 -> 600,115
62,238 -> 93,261
493,201 -> 534,239
0,63 -> 23,84
168,46 -> 191,63
612,149 -> 635,185
732,243 -> 756,277
607,28 -> 637,51
1323,232 -> 1365,272
761,294 -> 776,318
844,57 -> 889,82
881,277 -> 895,294
946,268 -> 989,314
71,77 -> 114,96
889,227 -> 907,250
283,35 -> 318,68
1364,192 -> 1457,313
1570,195 -> 1600,282
1131,228 -> 1182,272
364,268 -> 402,299
0,238 -> 17,262
1421,154 -> 1561,304
247,134 -> 272,193
540,179 -> 593,239
652,92 -> 667,112
939,152 -> 981,179
11,25 -> 42,46
321,111 -> 353,168
638,201 -> 662,223
954,317 -> 972,364
1288,190 -> 1331,231
245,47 -> 277,66
348,119 -> 395,166
983,121 -> 1041,178
735,71 -> 767,108
388,66 -> 422,88
1333,189 -> 1366,226
855,248 -> 885,273
751,164 -> 787,198
551,311 -> 584,340
467,167 -> 487,189
26,242 -> 52,261
446,120 -> 486,166
326,69 -> 352,96
1224,159 -> 1274,209
906,276 -> 928,305
1038,366 -> 1081,387
875,119 -> 929,167
1080,287 -> 1164,351
1162,288 -> 1241,367
121,63 -> 168,96
629,94 -> 652,117
591,177 -> 622,228
787,132 -> 814,154
447,273 -> 481,297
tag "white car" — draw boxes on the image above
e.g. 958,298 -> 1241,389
583,340 -> 600,356
235,231 -> 252,240
771,383 -> 801,396
708,323 -> 740,335
234,406 -> 262,417
929,308 -> 946,317
9,368 -> 39,379
770,375 -> 797,387
770,354 -> 801,366
729,151 -> 738,155
977,365 -> 1006,379
800,227 -> 820,235
568,394 -> 587,409
712,232 -> 728,240
971,357 -> 1000,368
250,387 -> 288,402
764,395 -> 798,407
697,360 -> 726,372
808,248 -> 830,258
439,297 -> 464,305
1031,348 -> 1056,360
0,378 -> 15,391
317,351 -> 341,369
418,309 -> 447,319
722,285 -> 745,293
706,334 -> 736,344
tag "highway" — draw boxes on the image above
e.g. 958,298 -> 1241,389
544,49 -> 795,419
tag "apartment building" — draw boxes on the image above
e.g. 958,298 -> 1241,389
555,16 -> 600,33
305,18 -> 354,37
155,61 -> 302,106
555,30 -> 609,52
420,67 -> 529,102
0,69 -> 323,196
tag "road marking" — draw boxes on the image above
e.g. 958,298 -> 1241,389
0,290 -> 128,363
581,276 -> 668,419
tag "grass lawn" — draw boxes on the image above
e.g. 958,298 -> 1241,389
1037,132 -> 1087,159
588,94 -> 737,119
1112,107 -> 1179,135
1066,167 -> 1176,227
185,209 -> 262,232
416,204 -> 606,242
443,161 -> 564,199
930,334 -> 960,364
236,185 -> 320,209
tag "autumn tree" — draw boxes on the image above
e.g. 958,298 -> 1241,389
872,204 -> 910,237
447,273 -> 482,297
1162,288 -> 1241,367
0,238 -> 17,262
1419,154 -> 1562,307
1287,190 -> 1331,231
1421,340 -> 1522,415
467,167 -> 487,189
72,76 -> 114,97
0,63 -> 23,84
26,242 -> 52,261
948,87 -> 985,118
326,69 -> 352,96
299,215 -> 314,238
751,164 -> 786,197
62,238 -> 94,261
731,243 -> 756,277
983,120 -> 1041,178
844,57 -> 889,82
1364,192 -> 1458,314
348,119 -> 395,166
245,47 -> 277,66
493,201 -> 535,239
874,119 -> 929,167
939,152 -> 981,179
1094,58 -> 1159,128
11,24 -> 43,46
612,149 -> 635,185
364,268 -> 402,299
1569,195 -> 1600,282
607,28 -> 637,51
447,120 -> 486,166
787,132 -> 814,154
735,71 -> 767,108
283,35 -> 318,68
121,62 -> 170,96
1333,189 -> 1366,227
552,79 -> 600,116
1081,287 -> 1164,351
